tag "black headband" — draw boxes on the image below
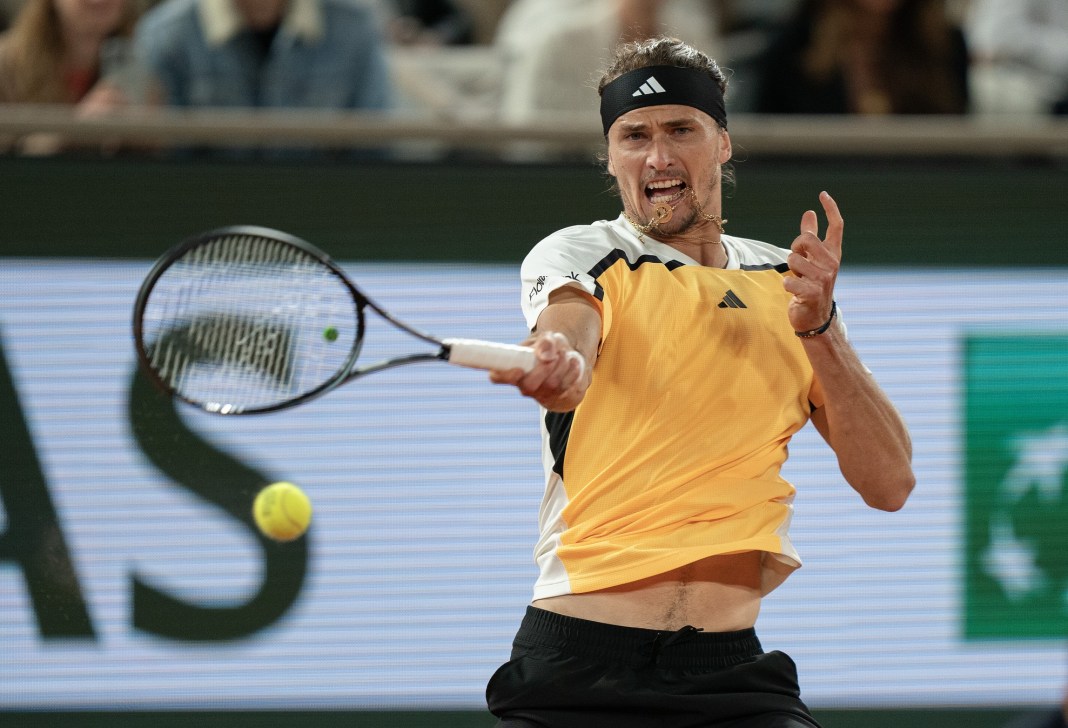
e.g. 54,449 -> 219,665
599,65 -> 727,136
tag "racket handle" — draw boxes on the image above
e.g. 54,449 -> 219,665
443,338 -> 536,373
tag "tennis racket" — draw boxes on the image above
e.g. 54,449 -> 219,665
133,225 -> 535,415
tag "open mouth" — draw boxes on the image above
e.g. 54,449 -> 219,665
645,178 -> 687,205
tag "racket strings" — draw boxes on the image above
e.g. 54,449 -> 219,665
142,234 -> 359,412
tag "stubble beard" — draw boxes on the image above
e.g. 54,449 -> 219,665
629,169 -> 721,238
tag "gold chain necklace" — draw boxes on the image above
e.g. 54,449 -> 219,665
622,187 -> 727,243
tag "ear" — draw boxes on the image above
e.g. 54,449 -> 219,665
719,131 -> 732,164
606,147 -> 616,178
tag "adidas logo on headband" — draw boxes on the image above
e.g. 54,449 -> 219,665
632,76 -> 667,97
600,65 -> 728,134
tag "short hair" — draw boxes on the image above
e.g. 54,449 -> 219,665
598,37 -> 729,108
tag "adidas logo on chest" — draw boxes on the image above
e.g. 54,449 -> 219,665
717,289 -> 747,309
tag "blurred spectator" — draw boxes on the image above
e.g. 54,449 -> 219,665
0,0 -> 151,154
496,0 -> 722,126
0,0 -> 142,106
133,0 -> 394,111
716,0 -> 802,111
965,0 -> 1068,116
754,0 -> 968,115
384,0 -> 473,46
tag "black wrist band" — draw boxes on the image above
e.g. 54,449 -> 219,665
795,300 -> 837,338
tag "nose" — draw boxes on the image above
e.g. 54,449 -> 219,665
645,134 -> 675,171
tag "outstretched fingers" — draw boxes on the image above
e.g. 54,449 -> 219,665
784,192 -> 844,332
819,191 -> 843,258
799,208 -> 819,239
788,207 -> 824,281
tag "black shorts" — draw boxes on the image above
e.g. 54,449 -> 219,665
486,606 -> 822,728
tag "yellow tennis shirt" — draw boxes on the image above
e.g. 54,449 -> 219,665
520,215 -> 826,600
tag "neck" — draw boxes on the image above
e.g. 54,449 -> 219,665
622,188 -> 729,267
664,235 -> 729,268
624,216 -> 729,267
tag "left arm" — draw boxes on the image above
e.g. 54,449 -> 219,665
784,192 -> 915,511
804,323 -> 914,511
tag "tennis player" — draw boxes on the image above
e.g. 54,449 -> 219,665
488,36 -> 915,727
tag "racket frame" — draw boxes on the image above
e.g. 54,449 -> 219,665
134,225 -> 445,414
134,225 -> 533,415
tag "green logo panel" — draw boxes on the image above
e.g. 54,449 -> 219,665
964,334 -> 1068,639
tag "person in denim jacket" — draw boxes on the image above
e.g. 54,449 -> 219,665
133,0 -> 393,155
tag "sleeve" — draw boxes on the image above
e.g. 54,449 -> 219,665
519,229 -> 607,333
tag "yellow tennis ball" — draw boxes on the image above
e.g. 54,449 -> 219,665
253,482 -> 312,542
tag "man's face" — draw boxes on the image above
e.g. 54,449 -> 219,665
605,104 -> 731,237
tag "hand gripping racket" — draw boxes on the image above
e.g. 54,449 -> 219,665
133,225 -> 535,414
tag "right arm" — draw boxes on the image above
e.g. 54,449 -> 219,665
489,286 -> 600,412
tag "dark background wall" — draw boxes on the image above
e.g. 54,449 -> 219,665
1,155 -> 1065,728
2,156 -> 1064,265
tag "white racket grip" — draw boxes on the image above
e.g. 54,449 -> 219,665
443,338 -> 536,373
